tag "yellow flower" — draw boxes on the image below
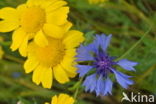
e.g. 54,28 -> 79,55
88,0 -> 108,4
0,0 -> 72,56
24,30 -> 84,88
45,93 -> 74,104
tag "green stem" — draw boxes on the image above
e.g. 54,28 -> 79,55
4,54 -> 24,64
116,27 -> 152,61
136,64 -> 156,83
0,41 -> 11,46
74,77 -> 83,100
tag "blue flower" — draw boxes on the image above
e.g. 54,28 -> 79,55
76,34 -> 138,96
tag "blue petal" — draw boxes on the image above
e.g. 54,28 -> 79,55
103,77 -> 113,95
117,59 -> 138,71
77,65 -> 93,77
86,39 -> 99,53
83,74 -> 97,92
111,68 -> 134,89
76,45 -> 94,61
96,75 -> 104,96
96,76 -> 113,96
95,34 -> 112,52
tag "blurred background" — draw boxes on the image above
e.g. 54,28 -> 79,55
0,0 -> 156,104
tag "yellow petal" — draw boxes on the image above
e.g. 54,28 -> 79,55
32,65 -> 43,85
50,94 -> 74,104
65,49 -> 76,57
62,22 -> 72,33
62,65 -> 77,78
41,67 -> 53,88
0,21 -> 18,32
53,65 -> 69,84
17,4 -> 27,17
60,49 -> 77,78
19,35 -> 29,57
27,42 -> 37,54
58,94 -> 69,104
0,7 -> 19,20
0,7 -> 19,32
66,97 -> 75,104
61,56 -> 77,78
24,56 -> 39,73
34,30 -> 48,47
51,95 -> 58,104
43,24 -> 64,39
28,33 -> 36,40
63,30 -> 84,49
61,50 -> 76,70
10,28 -> 27,51
0,20 -> 19,32
57,94 -> 74,104
44,103 -> 50,104
46,7 -> 69,25
45,0 -> 67,12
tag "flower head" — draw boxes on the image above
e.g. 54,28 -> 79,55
45,93 -> 74,104
24,30 -> 84,88
0,0 -> 71,56
76,34 -> 138,96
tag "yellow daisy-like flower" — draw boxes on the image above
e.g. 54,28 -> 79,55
88,0 -> 108,4
0,0 -> 72,56
24,30 -> 84,88
45,93 -> 74,104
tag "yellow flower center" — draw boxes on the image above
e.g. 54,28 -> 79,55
21,7 -> 46,33
36,38 -> 65,67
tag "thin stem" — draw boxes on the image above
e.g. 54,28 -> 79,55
116,27 -> 152,61
136,64 -> 156,83
4,54 -> 24,64
74,77 -> 83,100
